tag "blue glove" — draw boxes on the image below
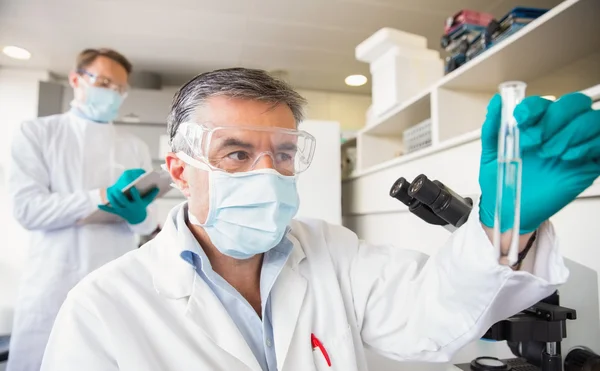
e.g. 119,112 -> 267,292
479,92 -> 600,233
98,169 -> 159,225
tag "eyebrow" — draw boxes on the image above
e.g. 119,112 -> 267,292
214,138 -> 298,152
215,138 -> 255,150
277,142 -> 298,151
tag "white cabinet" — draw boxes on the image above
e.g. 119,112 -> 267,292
118,88 -> 176,124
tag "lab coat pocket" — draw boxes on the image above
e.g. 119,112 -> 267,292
312,347 -> 331,371
312,325 -> 358,371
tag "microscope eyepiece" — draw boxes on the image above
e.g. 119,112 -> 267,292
408,174 -> 440,205
390,174 -> 473,228
389,177 -> 415,206
390,176 -> 448,226
405,174 -> 473,228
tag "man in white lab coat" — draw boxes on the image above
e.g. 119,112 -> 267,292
7,48 -> 159,371
41,68 -> 600,371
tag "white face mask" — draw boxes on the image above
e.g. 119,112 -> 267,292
179,152 -> 300,259
72,79 -> 124,123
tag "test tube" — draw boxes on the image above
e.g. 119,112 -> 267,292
494,81 -> 526,266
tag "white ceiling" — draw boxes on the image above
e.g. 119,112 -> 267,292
0,0 -> 563,93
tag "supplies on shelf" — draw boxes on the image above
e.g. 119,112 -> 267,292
442,7 -> 548,74
441,10 -> 494,74
444,10 -> 495,36
442,10 -> 494,53
403,118 -> 432,154
356,28 -> 443,119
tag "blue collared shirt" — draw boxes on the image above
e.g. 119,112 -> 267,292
178,214 -> 293,371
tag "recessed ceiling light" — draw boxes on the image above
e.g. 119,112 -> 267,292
2,45 -> 31,60
345,74 -> 367,87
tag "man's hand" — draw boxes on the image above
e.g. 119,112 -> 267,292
98,169 -> 159,225
478,92 -> 600,248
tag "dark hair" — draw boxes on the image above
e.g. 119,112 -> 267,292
76,48 -> 133,75
167,68 -> 307,153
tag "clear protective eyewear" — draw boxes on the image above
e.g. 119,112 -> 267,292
78,69 -> 129,95
174,122 -> 316,175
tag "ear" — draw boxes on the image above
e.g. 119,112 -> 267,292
166,152 -> 191,197
68,71 -> 80,89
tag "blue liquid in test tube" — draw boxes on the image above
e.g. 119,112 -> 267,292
494,81 -> 526,266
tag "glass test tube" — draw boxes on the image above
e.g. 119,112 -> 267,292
494,81 -> 527,266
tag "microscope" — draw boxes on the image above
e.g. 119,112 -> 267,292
389,174 -> 600,371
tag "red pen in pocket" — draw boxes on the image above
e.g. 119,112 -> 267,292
311,333 -> 331,367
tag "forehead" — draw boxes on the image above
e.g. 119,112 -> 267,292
196,96 -> 296,130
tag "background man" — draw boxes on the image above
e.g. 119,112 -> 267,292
7,48 -> 159,371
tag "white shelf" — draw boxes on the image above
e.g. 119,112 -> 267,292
360,0 -> 599,140
347,129 -> 481,181
361,88 -> 431,136
438,0 -> 600,92
352,0 -> 600,175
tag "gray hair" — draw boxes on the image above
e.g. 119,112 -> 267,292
167,67 -> 307,152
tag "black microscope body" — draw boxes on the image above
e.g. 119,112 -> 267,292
390,174 -> 600,371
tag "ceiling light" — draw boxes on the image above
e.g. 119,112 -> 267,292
542,95 -> 557,101
2,45 -> 31,60
345,74 -> 367,87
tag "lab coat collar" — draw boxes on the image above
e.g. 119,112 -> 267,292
151,202 -> 196,299
151,203 -> 263,370
151,202 -> 308,371
186,268 -> 264,371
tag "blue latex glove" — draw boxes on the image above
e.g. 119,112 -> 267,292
479,92 -> 600,233
98,168 -> 159,225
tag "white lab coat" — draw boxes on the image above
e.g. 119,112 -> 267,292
6,112 -> 158,371
41,202 -> 568,371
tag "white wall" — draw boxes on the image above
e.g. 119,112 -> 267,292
342,138 -> 600,370
0,68 -> 51,335
297,89 -> 370,131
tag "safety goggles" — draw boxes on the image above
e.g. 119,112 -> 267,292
78,69 -> 129,95
174,122 -> 316,175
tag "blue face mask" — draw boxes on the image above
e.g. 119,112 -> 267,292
73,85 -> 124,123
187,166 -> 300,259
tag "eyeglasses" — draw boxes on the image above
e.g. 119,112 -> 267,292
78,69 -> 129,95
173,122 -> 317,175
